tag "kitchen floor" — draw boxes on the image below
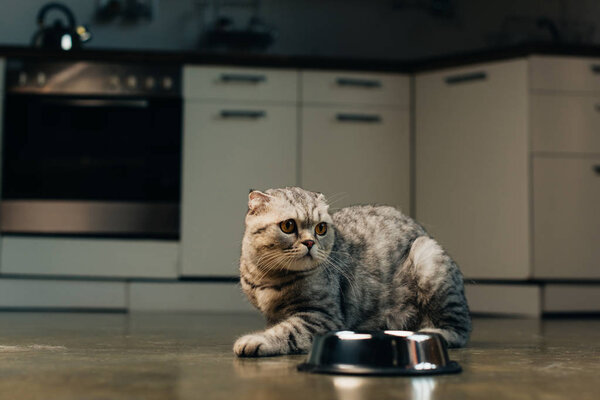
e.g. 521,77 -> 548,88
0,312 -> 598,400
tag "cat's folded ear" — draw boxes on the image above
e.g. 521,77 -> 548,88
248,190 -> 271,215
312,191 -> 327,203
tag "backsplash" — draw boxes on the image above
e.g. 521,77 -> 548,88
0,0 -> 599,60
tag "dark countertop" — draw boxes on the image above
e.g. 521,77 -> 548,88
1,43 -> 600,72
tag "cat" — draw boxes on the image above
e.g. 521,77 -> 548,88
234,187 -> 471,357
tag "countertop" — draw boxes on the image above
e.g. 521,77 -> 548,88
0,312 -> 598,400
2,43 -> 600,72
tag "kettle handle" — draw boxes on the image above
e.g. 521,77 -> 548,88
36,2 -> 77,29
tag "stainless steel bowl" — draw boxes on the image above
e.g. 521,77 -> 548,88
298,330 -> 461,376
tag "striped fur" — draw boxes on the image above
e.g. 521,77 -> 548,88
234,187 -> 471,357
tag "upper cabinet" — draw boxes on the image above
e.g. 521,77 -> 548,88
300,71 -> 410,211
416,60 -> 530,280
181,66 -> 298,277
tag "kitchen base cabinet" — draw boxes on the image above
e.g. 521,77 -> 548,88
416,60 -> 530,279
533,157 -> 600,279
301,106 -> 410,211
417,55 -> 600,315
181,102 -> 297,277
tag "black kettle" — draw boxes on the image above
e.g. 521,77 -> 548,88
31,2 -> 92,50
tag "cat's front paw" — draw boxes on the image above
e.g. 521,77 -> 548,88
233,333 -> 280,357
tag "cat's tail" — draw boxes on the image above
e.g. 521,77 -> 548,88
407,236 -> 472,348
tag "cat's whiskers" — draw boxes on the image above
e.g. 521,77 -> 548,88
254,251 -> 287,282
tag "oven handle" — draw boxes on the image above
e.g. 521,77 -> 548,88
40,98 -> 150,108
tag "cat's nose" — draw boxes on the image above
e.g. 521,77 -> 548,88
302,240 -> 315,250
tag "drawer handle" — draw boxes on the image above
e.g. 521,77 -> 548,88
220,73 -> 266,83
335,77 -> 382,88
220,110 -> 266,119
336,113 -> 382,123
445,71 -> 487,85
594,165 -> 600,174
590,65 -> 600,74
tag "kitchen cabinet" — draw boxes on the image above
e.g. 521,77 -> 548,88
417,55 -> 600,284
184,66 -> 297,103
300,71 -> 410,210
301,105 -> 410,210
302,71 -> 409,106
416,60 -> 530,279
531,94 -> 600,154
533,157 -> 600,279
181,66 -> 298,276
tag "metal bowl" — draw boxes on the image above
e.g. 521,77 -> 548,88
297,330 -> 461,376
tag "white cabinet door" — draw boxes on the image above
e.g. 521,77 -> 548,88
416,60 -> 530,279
181,102 -> 297,276
301,106 -> 410,211
533,157 -> 600,279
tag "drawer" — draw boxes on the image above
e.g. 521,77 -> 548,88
530,55 -> 600,92
183,66 -> 297,102
301,71 -> 409,106
533,157 -> 600,279
531,94 -> 600,154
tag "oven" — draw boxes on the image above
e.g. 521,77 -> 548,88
1,59 -> 182,239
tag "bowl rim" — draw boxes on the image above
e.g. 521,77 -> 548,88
297,360 -> 462,376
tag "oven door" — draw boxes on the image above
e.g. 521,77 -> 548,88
1,94 -> 182,238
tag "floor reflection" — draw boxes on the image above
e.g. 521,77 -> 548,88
411,377 -> 437,400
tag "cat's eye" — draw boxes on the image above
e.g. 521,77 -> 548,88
315,222 -> 327,236
280,219 -> 296,234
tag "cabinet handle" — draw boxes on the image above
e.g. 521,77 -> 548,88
593,165 -> 600,174
220,110 -> 266,119
336,77 -> 382,88
336,113 -> 382,123
220,73 -> 266,83
445,71 -> 487,85
590,65 -> 600,74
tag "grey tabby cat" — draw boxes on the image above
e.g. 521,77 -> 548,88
234,187 -> 471,357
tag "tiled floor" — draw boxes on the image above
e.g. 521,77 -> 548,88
0,312 -> 598,399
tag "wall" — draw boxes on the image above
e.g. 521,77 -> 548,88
0,1 -> 598,59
